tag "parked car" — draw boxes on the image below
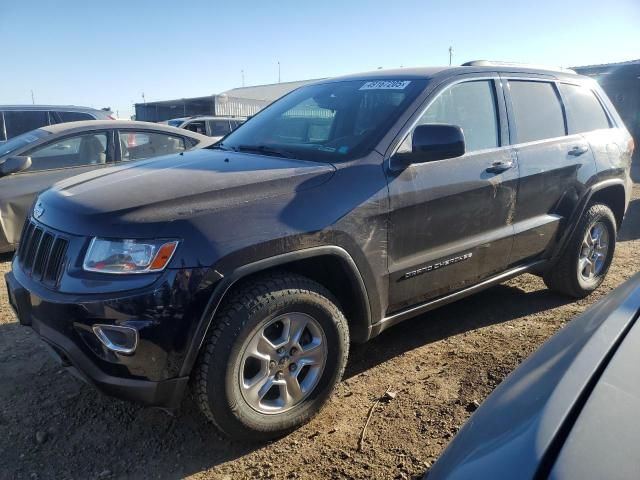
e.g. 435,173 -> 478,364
0,120 -> 214,252
5,63 -> 633,441
178,116 -> 245,139
0,105 -> 113,142
427,271 -> 640,480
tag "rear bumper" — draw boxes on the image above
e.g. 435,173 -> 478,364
4,267 -> 212,409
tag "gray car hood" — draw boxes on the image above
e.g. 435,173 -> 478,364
427,273 -> 640,480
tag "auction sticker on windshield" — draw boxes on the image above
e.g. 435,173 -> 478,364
359,80 -> 411,90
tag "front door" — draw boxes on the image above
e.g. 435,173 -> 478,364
386,77 -> 517,313
0,130 -> 114,249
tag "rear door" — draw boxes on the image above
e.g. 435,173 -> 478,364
0,130 -> 114,247
386,75 -> 518,313
503,77 -> 597,265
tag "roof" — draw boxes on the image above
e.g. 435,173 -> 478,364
39,120 -> 210,140
319,64 -> 583,84
0,104 -> 108,112
220,78 -> 324,101
573,58 -> 640,70
572,59 -> 640,80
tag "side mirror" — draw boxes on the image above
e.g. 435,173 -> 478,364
0,156 -> 32,177
402,124 -> 466,165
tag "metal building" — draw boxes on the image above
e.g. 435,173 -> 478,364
573,59 -> 640,152
134,78 -> 323,123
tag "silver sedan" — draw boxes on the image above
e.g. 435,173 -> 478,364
0,120 -> 216,253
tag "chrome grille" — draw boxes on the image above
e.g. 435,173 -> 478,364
18,220 -> 69,286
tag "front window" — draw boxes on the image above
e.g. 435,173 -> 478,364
27,132 -> 108,171
415,80 -> 500,152
219,79 -> 428,161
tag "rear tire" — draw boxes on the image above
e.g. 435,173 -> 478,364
544,203 -> 616,298
193,271 -> 349,441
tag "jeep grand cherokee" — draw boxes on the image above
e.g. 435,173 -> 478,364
5,62 -> 634,440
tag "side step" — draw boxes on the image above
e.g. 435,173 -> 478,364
370,260 -> 547,337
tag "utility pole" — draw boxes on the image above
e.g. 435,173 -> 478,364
30,90 -> 35,104
141,92 -> 146,104
278,61 -> 281,83
449,46 -> 454,66
241,69 -> 245,87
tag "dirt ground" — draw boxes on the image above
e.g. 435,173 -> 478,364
1,184 -> 638,480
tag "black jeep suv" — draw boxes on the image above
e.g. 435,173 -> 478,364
5,63 -> 634,441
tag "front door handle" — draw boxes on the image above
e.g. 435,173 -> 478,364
568,145 -> 589,156
486,160 -> 514,173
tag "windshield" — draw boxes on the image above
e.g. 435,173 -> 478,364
219,79 -> 427,161
0,129 -> 51,157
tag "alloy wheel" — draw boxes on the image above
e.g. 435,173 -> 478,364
579,221 -> 609,281
238,312 -> 327,414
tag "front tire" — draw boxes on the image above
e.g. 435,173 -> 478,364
544,203 -> 616,298
193,271 -> 349,441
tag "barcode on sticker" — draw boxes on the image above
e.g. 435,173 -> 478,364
359,80 -> 411,90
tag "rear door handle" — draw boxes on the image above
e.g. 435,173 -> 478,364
486,160 -> 514,173
568,145 -> 589,156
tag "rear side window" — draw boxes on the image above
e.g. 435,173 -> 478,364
4,111 -> 50,138
208,120 -> 231,136
119,131 -> 186,161
558,84 -> 610,133
55,111 -> 95,123
508,81 -> 565,143
417,80 -> 500,152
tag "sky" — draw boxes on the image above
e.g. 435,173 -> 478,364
1,0 -> 639,118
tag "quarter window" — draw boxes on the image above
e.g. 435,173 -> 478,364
558,84 -> 610,133
416,80 -> 500,152
508,81 -> 565,143
55,111 -> 95,123
27,133 -> 108,171
118,131 -> 186,161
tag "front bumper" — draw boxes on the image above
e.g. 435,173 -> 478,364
5,264 -> 216,409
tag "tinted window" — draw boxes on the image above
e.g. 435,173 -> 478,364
0,112 -> 5,142
119,131 -> 186,161
509,81 -> 565,143
416,80 -> 499,152
209,120 -> 231,136
27,133 -> 108,171
558,84 -> 610,133
56,111 -> 94,123
183,121 -> 206,135
221,79 -> 428,162
4,111 -> 50,138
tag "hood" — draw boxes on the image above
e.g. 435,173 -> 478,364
36,148 -> 335,237
427,272 -> 640,480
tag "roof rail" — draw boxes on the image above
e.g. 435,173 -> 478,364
461,60 -> 577,74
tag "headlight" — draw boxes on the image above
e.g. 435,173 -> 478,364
83,238 -> 179,274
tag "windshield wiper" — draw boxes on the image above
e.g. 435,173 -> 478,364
235,144 -> 296,159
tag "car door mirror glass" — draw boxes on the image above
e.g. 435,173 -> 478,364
0,156 -> 32,176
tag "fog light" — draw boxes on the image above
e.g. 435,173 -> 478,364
92,324 -> 138,354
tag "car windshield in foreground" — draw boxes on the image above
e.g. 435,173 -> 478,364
219,79 -> 428,162
0,129 -> 51,157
